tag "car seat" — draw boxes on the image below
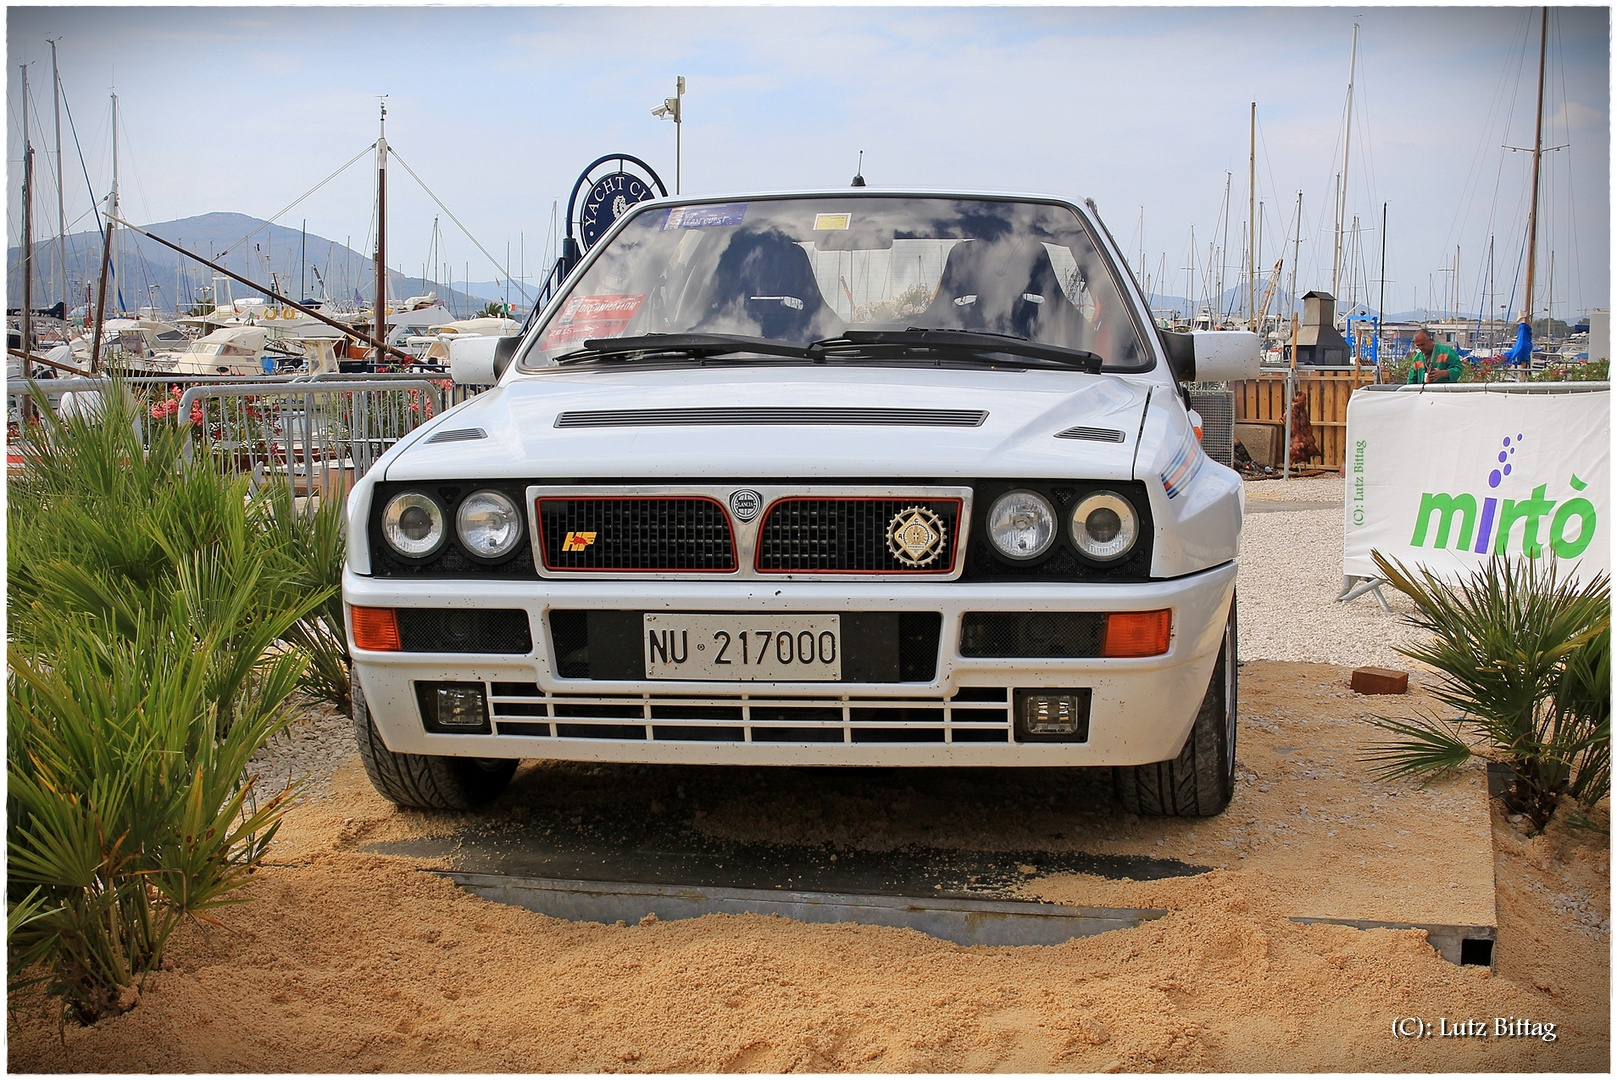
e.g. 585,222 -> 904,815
923,239 -> 1087,347
695,229 -> 842,341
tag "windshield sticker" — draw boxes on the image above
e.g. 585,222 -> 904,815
539,293 -> 645,350
813,212 -> 851,231
663,204 -> 748,230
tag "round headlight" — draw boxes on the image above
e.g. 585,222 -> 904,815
1070,491 -> 1139,562
381,491 -> 446,557
987,490 -> 1057,560
456,489 -> 523,559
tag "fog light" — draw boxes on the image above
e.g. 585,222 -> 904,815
1013,689 -> 1091,742
416,681 -> 490,733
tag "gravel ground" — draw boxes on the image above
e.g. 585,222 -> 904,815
248,699 -> 355,799
1238,474 -> 1432,668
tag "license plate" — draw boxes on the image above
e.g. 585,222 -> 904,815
643,613 -> 842,681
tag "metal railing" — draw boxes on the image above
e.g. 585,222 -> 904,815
1362,381 -> 1610,394
9,371 -> 473,504
176,379 -> 444,500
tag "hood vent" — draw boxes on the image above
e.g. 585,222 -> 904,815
426,427 -> 488,444
555,407 -> 989,429
1055,425 -> 1126,443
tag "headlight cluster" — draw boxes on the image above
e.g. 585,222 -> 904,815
985,488 -> 1140,565
381,489 -> 525,561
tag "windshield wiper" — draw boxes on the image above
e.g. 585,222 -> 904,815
813,328 -> 1104,374
554,333 -> 819,365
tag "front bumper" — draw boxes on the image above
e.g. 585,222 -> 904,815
344,561 -> 1236,766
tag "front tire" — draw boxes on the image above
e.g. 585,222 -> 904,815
351,672 -> 516,810
1114,596 -> 1237,817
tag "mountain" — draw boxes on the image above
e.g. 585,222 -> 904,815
7,212 -> 510,317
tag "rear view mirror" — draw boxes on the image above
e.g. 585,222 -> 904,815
449,335 -> 521,385
1191,331 -> 1261,382
1159,330 -> 1261,383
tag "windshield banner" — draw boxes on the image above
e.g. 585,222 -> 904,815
1342,386 -> 1610,583
539,293 -> 646,350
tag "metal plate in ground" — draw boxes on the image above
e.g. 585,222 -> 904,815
446,872 -> 1167,947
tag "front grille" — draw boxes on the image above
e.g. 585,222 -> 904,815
959,612 -> 1105,658
547,610 -> 941,682
756,499 -> 962,573
486,683 -> 1013,744
555,407 -> 989,428
396,608 -> 533,653
537,497 -> 735,572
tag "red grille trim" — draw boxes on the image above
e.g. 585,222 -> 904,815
753,496 -> 964,575
536,495 -> 738,573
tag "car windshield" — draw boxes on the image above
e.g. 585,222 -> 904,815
519,195 -> 1151,372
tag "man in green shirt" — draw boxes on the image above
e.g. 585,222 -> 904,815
1406,329 -> 1464,383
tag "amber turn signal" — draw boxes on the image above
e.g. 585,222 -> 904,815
350,606 -> 402,651
1101,609 -> 1172,657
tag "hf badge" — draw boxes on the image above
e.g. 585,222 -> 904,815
886,506 -> 947,568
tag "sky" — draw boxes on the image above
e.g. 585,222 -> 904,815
7,3 -> 1611,320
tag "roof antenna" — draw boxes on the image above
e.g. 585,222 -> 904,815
850,150 -> 866,188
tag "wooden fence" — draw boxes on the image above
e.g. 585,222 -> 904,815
1230,368 -> 1379,470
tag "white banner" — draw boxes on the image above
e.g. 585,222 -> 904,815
1343,386 -> 1610,582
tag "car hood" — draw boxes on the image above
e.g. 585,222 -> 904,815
385,365 -> 1153,481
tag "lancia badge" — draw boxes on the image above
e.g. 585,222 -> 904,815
886,505 -> 947,567
729,489 -> 763,522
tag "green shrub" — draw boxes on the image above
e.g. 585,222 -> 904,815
5,378 -> 340,1022
1365,553 -> 1611,831
1531,359 -> 1609,383
7,616 -> 304,1023
9,381 -> 347,724
261,484 -> 352,715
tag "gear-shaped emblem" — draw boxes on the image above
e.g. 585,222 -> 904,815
886,505 -> 947,567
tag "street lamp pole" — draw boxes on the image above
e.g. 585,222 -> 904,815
652,76 -> 686,194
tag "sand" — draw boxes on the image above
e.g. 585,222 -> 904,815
8,658 -> 1609,1072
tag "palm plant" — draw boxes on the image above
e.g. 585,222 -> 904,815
7,616 -> 304,1022
6,377 -> 335,1021
1365,552 -> 1611,831
260,484 -> 353,714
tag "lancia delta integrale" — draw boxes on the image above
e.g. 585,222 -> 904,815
342,192 -> 1258,815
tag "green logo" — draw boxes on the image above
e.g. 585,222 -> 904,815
1409,431 -> 1596,558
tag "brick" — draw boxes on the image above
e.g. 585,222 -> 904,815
1351,666 -> 1409,695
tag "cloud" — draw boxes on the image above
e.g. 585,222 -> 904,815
7,4 -> 1608,314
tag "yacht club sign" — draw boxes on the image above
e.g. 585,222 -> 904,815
1342,386 -> 1610,582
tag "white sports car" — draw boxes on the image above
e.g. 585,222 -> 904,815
342,191 -> 1258,816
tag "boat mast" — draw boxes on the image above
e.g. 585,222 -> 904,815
48,40 -> 65,313
1522,6 -> 1548,327
1333,21 -> 1358,302
20,64 -> 34,356
1287,190 -> 1302,319
1377,202 -> 1387,322
1219,173 -> 1230,320
110,91 -> 122,315
1248,101 -> 1257,329
1486,235 -> 1495,344
374,99 -> 388,350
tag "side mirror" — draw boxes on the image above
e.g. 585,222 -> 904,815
1160,330 -> 1261,383
448,335 -> 521,385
